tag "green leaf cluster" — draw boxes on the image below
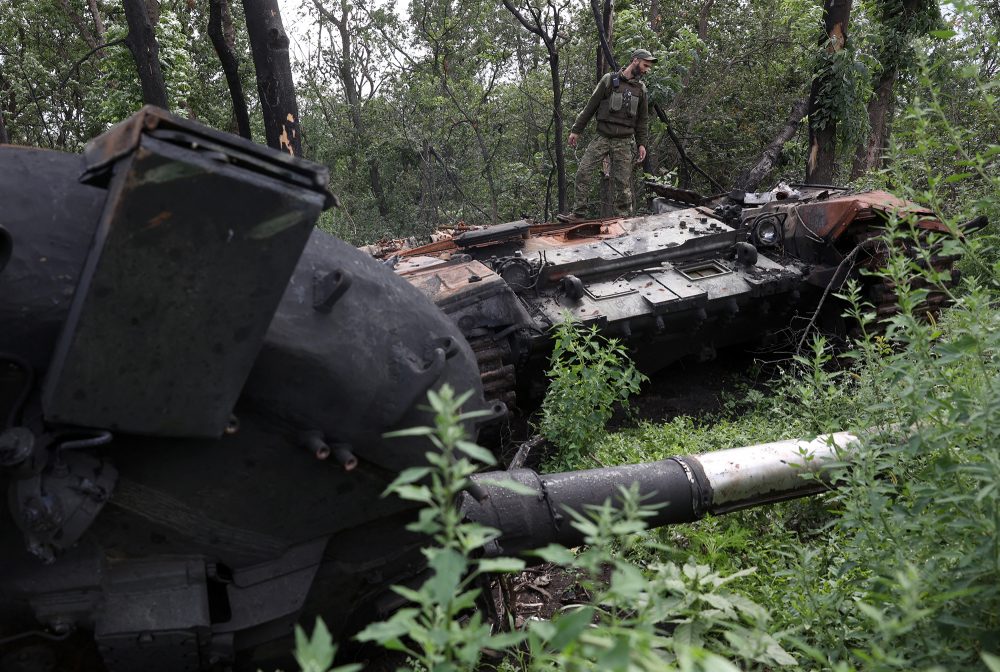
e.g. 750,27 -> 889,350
355,385 -> 527,670
538,317 -> 647,471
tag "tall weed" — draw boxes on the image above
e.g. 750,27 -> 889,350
538,319 -> 646,470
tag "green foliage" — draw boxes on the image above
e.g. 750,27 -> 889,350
577,46 -> 1000,662
355,385 -> 527,670
884,24 -> 1000,279
92,17 -> 143,128
809,34 -> 868,148
519,486 -> 796,671
288,619 -> 361,672
538,318 -> 646,470
604,33 -> 1000,665
352,385 -> 792,672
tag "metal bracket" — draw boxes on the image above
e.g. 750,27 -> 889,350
313,269 -> 352,313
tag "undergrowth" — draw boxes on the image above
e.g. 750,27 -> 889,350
291,18 -> 1000,671
537,318 -> 646,471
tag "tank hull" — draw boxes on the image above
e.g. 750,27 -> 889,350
367,185 -> 957,410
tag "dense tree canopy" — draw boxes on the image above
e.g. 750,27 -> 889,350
0,0 -> 994,241
1,2 -> 998,669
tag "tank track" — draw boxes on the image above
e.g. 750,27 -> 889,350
467,334 -> 518,412
856,231 -> 963,334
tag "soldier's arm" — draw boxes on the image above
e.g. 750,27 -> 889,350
570,74 -> 610,135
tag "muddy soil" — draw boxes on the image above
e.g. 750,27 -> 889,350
620,348 -> 765,425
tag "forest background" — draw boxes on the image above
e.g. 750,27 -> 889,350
1,0 -> 994,242
2,0 -> 1000,670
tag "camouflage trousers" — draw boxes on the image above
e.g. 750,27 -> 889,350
572,134 -> 635,217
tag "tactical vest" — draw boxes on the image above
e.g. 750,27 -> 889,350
596,73 -> 644,131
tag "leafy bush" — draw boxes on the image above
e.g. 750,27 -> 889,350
354,386 -> 528,669
289,620 -> 360,672
351,384 -> 797,672
538,319 -> 646,470
515,485 -> 797,672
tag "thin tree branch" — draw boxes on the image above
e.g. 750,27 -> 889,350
428,145 -> 491,220
208,0 -> 252,139
58,38 -> 126,90
652,104 -> 725,192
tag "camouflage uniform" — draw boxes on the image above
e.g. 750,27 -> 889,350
570,67 -> 650,218
573,135 -> 636,216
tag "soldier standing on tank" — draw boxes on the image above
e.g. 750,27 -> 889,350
560,48 -> 657,221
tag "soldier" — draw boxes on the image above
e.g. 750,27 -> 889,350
560,48 -> 657,221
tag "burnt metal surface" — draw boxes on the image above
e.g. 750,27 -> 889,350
9,448 -> 117,563
80,106 -> 332,202
242,230 -> 500,474
0,148 -> 108,369
94,557 -> 211,672
465,460 -> 699,555
0,108 -> 496,669
0,225 -> 11,276
42,115 -> 329,438
695,432 -> 857,513
369,184 -> 962,409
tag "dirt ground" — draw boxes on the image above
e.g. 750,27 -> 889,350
619,349 -> 762,425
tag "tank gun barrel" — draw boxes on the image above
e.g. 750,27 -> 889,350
463,431 -> 858,556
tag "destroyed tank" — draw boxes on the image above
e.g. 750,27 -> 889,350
365,181 -> 966,410
0,108 -> 959,671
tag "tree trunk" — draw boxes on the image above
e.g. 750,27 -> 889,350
596,0 -> 614,79
145,0 -> 160,25
87,0 -> 108,57
241,0 -> 301,156
500,0 -> 568,213
122,0 -> 169,109
57,0 -> 98,49
420,140 -> 438,229
469,116 -> 499,223
805,0 -> 852,184
850,66 -> 897,179
677,153 -> 691,189
649,0 -> 662,30
697,0 -> 715,40
549,51 -> 567,213
594,0 -> 615,215
848,0 -> 929,179
643,138 -> 656,176
88,0 -> 107,41
314,0 -> 389,216
736,97 -> 809,191
436,77 -> 498,222
0,72 -> 10,144
208,0 -> 252,139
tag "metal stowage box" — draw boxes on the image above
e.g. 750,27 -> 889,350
42,107 -> 333,438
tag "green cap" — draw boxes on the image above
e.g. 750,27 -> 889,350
630,48 -> 658,63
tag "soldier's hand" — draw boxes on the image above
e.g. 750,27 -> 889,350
568,133 -> 579,148
637,145 -> 647,163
